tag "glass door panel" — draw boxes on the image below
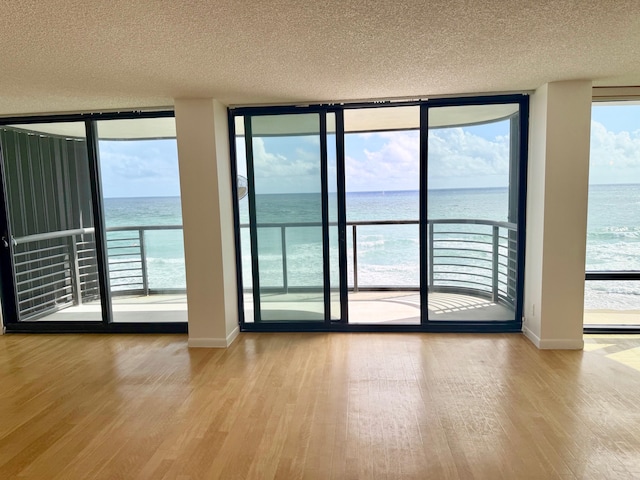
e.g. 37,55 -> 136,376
232,97 -> 527,331
327,113 -> 341,321
233,116 -> 255,323
426,104 -> 520,322
343,106 -> 421,325
246,114 -> 326,322
96,118 -> 187,323
0,123 -> 102,322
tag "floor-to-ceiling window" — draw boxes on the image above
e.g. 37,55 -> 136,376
585,101 -> 640,329
426,102 -> 522,323
343,106 -> 421,325
0,113 -> 187,332
0,123 -> 102,323
96,117 -> 187,323
234,111 -> 338,325
231,95 -> 528,331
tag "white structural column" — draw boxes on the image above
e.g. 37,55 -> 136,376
524,81 -> 592,349
174,99 -> 239,347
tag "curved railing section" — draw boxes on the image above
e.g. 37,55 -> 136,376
428,219 -> 517,307
12,219 -> 518,320
241,219 -> 517,307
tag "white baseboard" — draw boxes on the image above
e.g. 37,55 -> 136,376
523,325 -> 541,347
523,326 -> 583,350
188,326 -> 240,348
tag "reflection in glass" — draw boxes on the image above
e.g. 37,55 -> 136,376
0,123 -> 102,322
235,120 -> 255,323
249,114 -> 325,322
327,114 -> 341,320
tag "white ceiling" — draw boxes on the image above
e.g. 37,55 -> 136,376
1,1 -> 639,117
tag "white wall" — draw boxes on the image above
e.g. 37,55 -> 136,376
174,99 -> 239,347
524,80 -> 592,349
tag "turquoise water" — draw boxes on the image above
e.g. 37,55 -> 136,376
104,197 -> 186,290
104,184 -> 640,308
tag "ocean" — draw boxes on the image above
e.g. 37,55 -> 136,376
104,197 -> 186,290
103,184 -> 640,310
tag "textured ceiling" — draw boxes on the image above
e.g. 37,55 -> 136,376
1,0 -> 639,116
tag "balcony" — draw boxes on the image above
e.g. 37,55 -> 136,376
240,218 -> 518,324
12,218 -> 520,325
12,225 -> 187,323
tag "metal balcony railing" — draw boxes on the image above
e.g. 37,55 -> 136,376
13,228 -> 100,320
11,219 -> 518,320
12,225 -> 183,320
242,219 -> 518,307
428,219 -> 517,306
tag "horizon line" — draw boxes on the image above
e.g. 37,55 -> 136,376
103,182 -> 640,199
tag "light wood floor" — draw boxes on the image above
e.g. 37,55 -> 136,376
1,333 -> 640,479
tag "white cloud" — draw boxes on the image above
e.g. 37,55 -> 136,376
102,151 -> 165,178
428,129 -> 509,179
238,127 -> 515,193
99,140 -> 181,197
345,129 -> 510,191
590,120 -> 640,169
345,131 -> 420,191
252,137 -> 320,178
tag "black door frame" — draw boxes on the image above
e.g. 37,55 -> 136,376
0,111 -> 187,333
240,108 -> 338,326
231,94 -> 529,333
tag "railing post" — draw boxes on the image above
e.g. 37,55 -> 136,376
508,229 -> 518,305
428,222 -> 434,287
139,229 -> 149,295
492,225 -> 499,302
69,234 -> 82,306
352,224 -> 358,292
281,226 -> 288,294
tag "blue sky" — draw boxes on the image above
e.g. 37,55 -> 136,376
100,105 -> 640,197
99,139 -> 181,198
237,117 -> 513,193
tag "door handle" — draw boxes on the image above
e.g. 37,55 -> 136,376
2,236 -> 15,248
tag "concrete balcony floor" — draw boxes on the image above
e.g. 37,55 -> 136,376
29,292 -> 640,327
244,291 -> 514,324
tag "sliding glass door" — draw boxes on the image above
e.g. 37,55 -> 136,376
0,113 -> 187,332
233,96 -> 527,331
343,106 -> 421,325
425,102 -> 523,324
240,111 -> 336,324
0,123 -> 102,323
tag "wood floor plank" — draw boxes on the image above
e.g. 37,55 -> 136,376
1,332 -> 640,479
